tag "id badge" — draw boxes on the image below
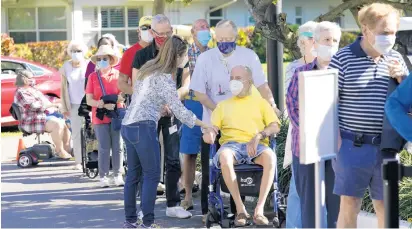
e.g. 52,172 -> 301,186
169,125 -> 178,135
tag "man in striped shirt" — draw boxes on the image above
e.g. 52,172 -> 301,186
286,21 -> 342,228
329,3 -> 409,228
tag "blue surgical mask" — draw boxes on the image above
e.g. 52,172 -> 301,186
97,60 -> 109,70
196,30 -> 211,47
217,41 -> 236,54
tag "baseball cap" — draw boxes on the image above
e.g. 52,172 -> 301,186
139,16 -> 152,27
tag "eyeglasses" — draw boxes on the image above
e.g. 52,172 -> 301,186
152,29 -> 173,38
140,25 -> 151,30
96,57 -> 109,61
72,50 -> 83,53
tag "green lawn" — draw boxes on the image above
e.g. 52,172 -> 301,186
1,127 -> 21,137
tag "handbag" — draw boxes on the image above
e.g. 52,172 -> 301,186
95,71 -> 125,131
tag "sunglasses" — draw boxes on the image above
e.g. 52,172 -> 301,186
72,50 -> 83,53
140,25 -> 151,30
96,57 -> 109,61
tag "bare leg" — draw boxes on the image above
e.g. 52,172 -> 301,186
45,119 -> 71,158
62,124 -> 71,153
183,154 -> 197,202
253,150 -> 276,216
372,199 -> 385,228
337,196 -> 362,228
219,149 -> 247,215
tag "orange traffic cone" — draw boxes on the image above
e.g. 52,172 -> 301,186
16,138 -> 26,161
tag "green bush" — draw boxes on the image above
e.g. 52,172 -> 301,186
1,34 -> 15,56
340,32 -> 359,48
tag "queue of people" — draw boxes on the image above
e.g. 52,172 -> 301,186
12,2 -> 412,228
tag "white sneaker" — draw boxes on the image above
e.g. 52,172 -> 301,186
100,177 -> 110,188
72,164 -> 82,171
157,183 -> 165,192
113,175 -> 125,187
138,210 -> 143,220
166,206 -> 192,219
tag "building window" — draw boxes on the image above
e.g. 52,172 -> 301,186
7,7 -> 67,43
295,7 -> 303,25
82,6 -> 141,47
329,6 -> 343,27
209,7 -> 223,27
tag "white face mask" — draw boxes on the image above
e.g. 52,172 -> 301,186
140,30 -> 153,43
229,80 -> 244,96
373,35 -> 396,55
310,47 -> 317,58
316,44 -> 339,60
72,52 -> 84,62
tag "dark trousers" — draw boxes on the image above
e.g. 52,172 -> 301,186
157,116 -> 182,207
292,155 -> 340,228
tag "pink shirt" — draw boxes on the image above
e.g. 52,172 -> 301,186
85,68 -> 124,125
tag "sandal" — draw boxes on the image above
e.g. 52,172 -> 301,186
234,213 -> 250,227
180,200 -> 194,211
253,214 -> 269,226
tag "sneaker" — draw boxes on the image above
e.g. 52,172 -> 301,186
123,221 -> 138,228
138,211 -> 143,220
157,183 -> 165,192
166,206 -> 192,219
113,175 -> 125,187
100,177 -> 110,188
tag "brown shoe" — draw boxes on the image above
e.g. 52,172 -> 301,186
234,213 -> 250,227
253,214 -> 269,226
57,151 -> 72,159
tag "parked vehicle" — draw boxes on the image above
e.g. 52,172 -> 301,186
1,56 -> 61,127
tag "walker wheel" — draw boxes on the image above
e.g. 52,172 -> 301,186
273,217 -> 280,228
206,212 -> 213,228
86,168 -> 98,179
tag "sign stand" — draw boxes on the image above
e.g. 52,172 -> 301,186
315,160 -> 326,228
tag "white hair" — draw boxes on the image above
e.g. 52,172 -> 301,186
216,19 -> 238,35
66,40 -> 88,56
297,21 -> 319,55
151,14 -> 170,30
102,33 -> 122,56
314,21 -> 342,42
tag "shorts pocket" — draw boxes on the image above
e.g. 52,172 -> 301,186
123,125 -> 140,144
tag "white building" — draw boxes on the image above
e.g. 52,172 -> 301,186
1,0 -> 360,47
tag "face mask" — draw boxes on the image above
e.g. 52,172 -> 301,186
196,30 -> 211,47
229,80 -> 244,96
373,35 -> 396,55
316,44 -> 339,60
217,41 -> 236,55
72,52 -> 84,62
97,60 -> 109,70
140,30 -> 153,43
154,36 -> 168,47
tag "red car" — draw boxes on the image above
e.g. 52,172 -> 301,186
1,56 -> 61,127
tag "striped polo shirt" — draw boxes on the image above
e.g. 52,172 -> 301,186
329,37 -> 409,134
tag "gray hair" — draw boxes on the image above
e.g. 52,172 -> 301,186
15,70 -> 33,87
151,14 -> 171,30
216,19 -> 238,35
297,21 -> 318,55
192,19 -> 208,31
314,21 -> 342,42
232,65 -> 253,82
66,40 -> 88,56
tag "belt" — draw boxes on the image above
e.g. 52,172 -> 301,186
340,130 -> 381,147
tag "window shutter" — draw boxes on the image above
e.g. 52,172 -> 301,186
83,7 -> 98,29
128,8 -> 140,27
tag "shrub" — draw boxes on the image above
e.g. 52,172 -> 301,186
340,32 -> 358,48
1,34 -> 15,56
26,41 -> 69,70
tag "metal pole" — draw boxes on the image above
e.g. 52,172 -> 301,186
382,159 -> 400,228
275,0 -> 284,111
315,160 -> 326,228
266,3 -> 281,107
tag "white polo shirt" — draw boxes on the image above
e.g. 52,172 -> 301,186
189,46 -> 267,124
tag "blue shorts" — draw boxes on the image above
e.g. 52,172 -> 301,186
46,112 -> 71,130
213,141 -> 273,168
333,130 -> 383,200
180,98 -> 203,154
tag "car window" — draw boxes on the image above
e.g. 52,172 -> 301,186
1,61 -> 25,74
27,63 -> 46,76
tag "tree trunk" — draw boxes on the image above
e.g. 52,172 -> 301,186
153,0 -> 166,15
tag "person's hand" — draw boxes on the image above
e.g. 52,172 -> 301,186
54,103 -> 61,110
272,104 -> 281,117
247,134 -> 261,158
388,60 -> 406,80
97,100 -> 104,108
63,111 -> 70,119
161,105 -> 172,117
118,93 -> 125,103
202,125 -> 219,144
104,104 -> 116,110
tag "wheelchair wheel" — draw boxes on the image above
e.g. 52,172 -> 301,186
273,217 -> 280,228
86,168 -> 98,179
17,154 -> 32,168
205,212 -> 213,228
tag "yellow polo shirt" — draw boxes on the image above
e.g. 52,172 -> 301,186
211,96 -> 280,146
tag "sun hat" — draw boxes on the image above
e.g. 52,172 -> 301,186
90,45 -> 119,67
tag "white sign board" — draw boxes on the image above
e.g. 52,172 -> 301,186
299,69 -> 339,165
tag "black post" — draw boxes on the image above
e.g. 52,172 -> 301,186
382,159 -> 400,228
266,1 -> 284,110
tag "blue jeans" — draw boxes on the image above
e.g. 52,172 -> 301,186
286,166 -> 302,228
122,121 -> 160,226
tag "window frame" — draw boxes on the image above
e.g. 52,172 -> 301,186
208,7 -> 224,27
82,6 -> 142,47
7,7 -> 68,43
295,6 -> 303,25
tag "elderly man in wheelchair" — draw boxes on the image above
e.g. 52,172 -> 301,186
13,70 -> 72,159
202,65 -> 280,227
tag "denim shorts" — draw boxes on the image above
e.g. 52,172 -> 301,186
213,141 -> 272,168
333,131 -> 384,200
